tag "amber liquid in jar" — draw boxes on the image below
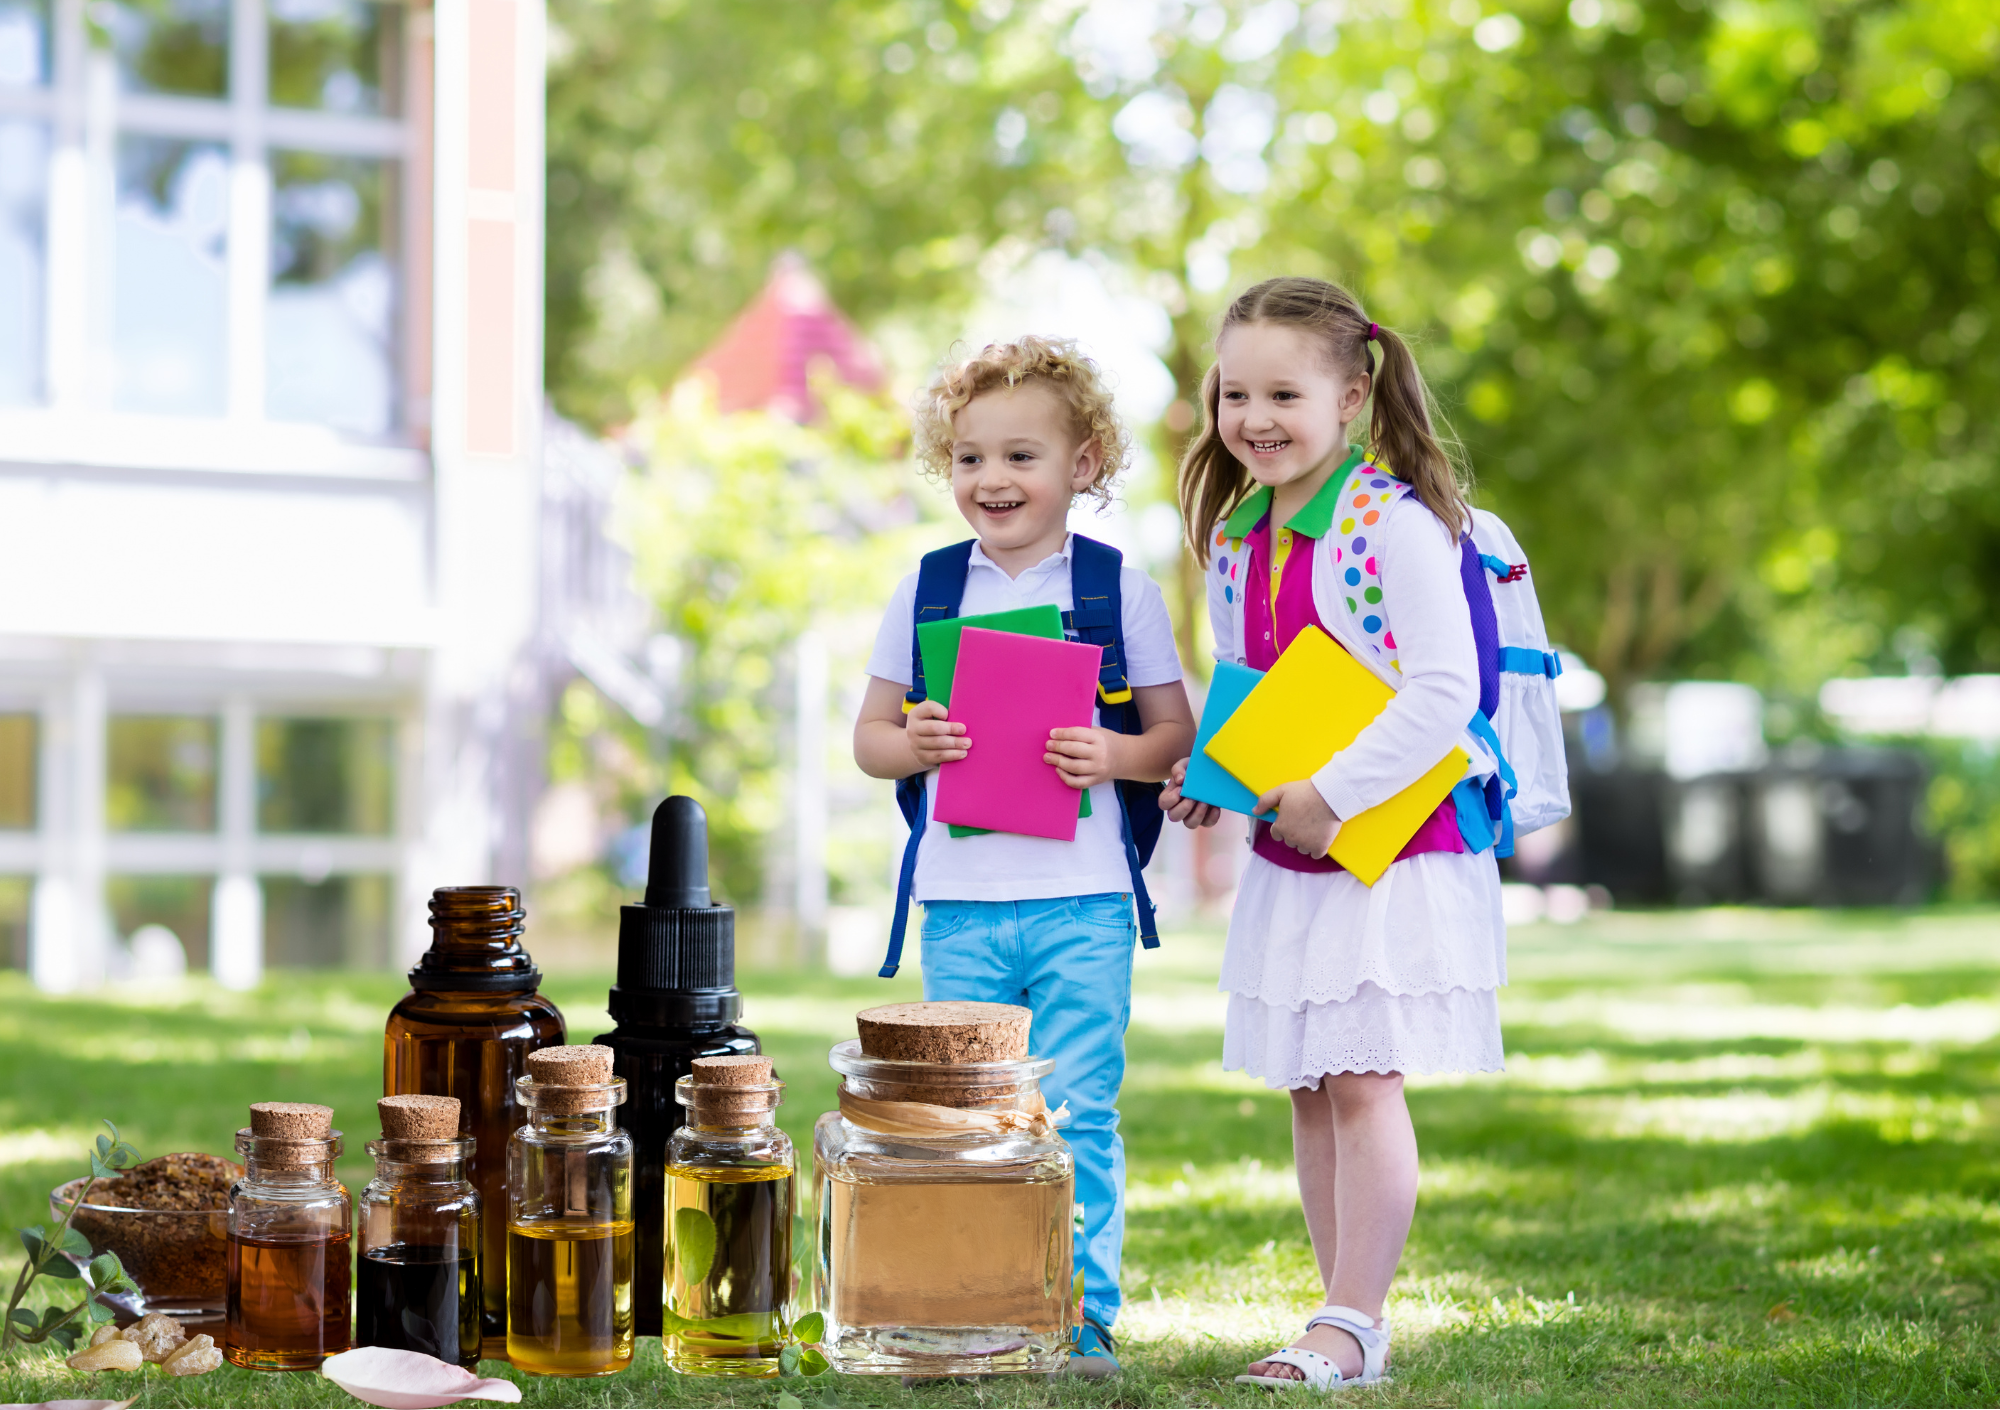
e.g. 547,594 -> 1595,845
505,1219 -> 636,1375
385,887 -> 564,1338
225,1232 -> 353,1369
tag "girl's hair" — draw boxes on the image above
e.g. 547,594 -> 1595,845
912,335 -> 1132,506
1178,277 -> 1469,565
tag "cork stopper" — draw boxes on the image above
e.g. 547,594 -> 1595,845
682,1055 -> 779,1127
249,1103 -> 333,1140
238,1103 -> 339,1170
378,1095 -> 460,1141
523,1044 -> 623,1115
857,1002 -> 1031,1064
691,1055 -> 772,1086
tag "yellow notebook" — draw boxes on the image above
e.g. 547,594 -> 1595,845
1204,625 -> 1469,886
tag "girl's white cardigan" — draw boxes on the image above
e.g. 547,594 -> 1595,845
1206,478 -> 1497,821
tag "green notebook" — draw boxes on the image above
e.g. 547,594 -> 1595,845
914,605 -> 1092,835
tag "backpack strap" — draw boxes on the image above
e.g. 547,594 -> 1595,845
904,540 -> 976,711
1465,710 -> 1519,860
1062,535 -> 1160,950
884,542 -> 975,976
1479,553 -> 1528,584
1497,646 -> 1562,679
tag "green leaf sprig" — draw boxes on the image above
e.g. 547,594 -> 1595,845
1,1121 -> 143,1355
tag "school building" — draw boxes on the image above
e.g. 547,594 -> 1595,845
0,0 -> 624,987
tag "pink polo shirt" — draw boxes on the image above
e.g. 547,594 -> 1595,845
1240,509 -> 1463,875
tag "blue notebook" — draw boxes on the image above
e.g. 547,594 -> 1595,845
1182,661 -> 1276,820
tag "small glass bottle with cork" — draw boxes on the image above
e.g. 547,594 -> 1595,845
385,885 -> 566,1341
356,1094 -> 482,1368
814,1001 -> 1075,1377
665,1054 -> 793,1377
225,1102 -> 352,1371
506,1044 -> 635,1376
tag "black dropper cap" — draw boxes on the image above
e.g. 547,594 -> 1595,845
612,797 -> 737,1014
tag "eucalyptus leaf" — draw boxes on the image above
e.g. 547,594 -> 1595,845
39,1306 -> 68,1329
94,1135 -> 110,1160
60,1227 -> 92,1259
88,1155 -> 112,1180
799,1348 -> 830,1377
48,1325 -> 78,1352
17,1228 -> 47,1264
792,1311 -> 824,1344
779,1344 -> 802,1376
672,1206 -> 717,1288
85,1301 -> 114,1325
87,1253 -> 119,1285
7,1309 -> 35,1331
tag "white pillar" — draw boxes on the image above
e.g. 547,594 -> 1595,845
793,629 -> 828,953
34,667 -> 108,991
210,696 -> 262,989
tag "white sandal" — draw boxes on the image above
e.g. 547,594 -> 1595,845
1234,1304 -> 1391,1391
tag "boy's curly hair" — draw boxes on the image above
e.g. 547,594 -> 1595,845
911,336 -> 1132,505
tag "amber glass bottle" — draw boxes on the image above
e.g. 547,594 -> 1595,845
385,887 -> 565,1339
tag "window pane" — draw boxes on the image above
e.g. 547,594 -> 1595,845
0,714 -> 34,828
269,0 -> 399,115
114,137 -> 228,416
0,0 -> 50,87
106,873 -> 210,971
107,715 -> 217,832
267,152 -> 396,432
0,875 -> 26,971
100,0 -> 228,97
257,717 -> 395,834
263,873 -> 390,967
0,120 -> 48,407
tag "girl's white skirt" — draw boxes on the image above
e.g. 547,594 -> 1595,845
1221,846 -> 1508,1087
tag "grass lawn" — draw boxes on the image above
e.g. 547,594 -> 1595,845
1,906 -> 1997,1406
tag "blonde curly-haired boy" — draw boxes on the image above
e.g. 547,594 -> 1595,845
854,337 -> 1195,1377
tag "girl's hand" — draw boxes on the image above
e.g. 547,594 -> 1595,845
906,699 -> 970,768
1255,780 -> 1342,858
1161,757 -> 1221,828
1046,726 -> 1114,790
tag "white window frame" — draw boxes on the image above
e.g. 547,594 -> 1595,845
0,0 -> 417,453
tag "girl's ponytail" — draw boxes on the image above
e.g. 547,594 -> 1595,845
1177,277 -> 1470,567
1364,322 -> 1469,539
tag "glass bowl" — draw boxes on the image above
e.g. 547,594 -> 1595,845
51,1169 -> 237,1320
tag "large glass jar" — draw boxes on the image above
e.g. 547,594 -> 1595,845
505,1049 -> 634,1376
812,1040 -> 1073,1376
356,1128 -> 481,1367
224,1107 -> 352,1371
385,886 -> 566,1340
664,1058 -> 794,1377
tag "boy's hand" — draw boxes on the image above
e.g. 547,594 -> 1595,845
1045,726 -> 1114,790
1255,780 -> 1341,858
906,699 -> 970,768
1161,757 -> 1221,829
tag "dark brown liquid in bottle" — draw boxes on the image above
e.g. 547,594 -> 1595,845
385,887 -> 564,1337
224,1232 -> 352,1370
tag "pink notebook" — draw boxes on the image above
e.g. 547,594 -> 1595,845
933,627 -> 1104,841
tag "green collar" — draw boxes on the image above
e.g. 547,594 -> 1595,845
1221,446 -> 1369,541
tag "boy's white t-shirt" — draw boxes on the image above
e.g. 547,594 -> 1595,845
866,535 -> 1184,903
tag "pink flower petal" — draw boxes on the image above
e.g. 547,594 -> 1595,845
321,1348 -> 522,1410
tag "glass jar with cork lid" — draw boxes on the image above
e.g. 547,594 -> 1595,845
812,1002 -> 1074,1377
225,1102 -> 352,1371
506,1044 -> 634,1376
665,1055 -> 794,1376
356,1095 -> 481,1368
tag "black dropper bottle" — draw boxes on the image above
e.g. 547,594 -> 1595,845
593,796 -> 758,1339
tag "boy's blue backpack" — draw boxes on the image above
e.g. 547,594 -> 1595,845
881,534 -> 1163,978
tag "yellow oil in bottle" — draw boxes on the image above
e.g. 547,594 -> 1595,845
505,1217 -> 635,1376
664,1164 -> 793,1376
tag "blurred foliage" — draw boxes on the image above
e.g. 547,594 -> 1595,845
547,381 -> 936,904
1921,738 -> 2000,900
545,0 -> 1998,708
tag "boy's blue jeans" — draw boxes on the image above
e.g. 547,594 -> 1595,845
919,892 -> 1135,1332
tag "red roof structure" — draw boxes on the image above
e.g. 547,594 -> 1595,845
688,254 -> 884,421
